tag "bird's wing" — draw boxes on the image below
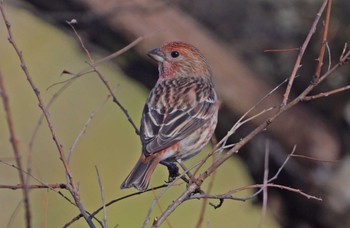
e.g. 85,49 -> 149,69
140,77 -> 217,155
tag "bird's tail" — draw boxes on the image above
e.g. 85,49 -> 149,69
120,153 -> 160,191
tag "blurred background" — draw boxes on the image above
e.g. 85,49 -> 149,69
0,0 -> 349,227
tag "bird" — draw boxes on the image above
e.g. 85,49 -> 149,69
120,41 -> 219,191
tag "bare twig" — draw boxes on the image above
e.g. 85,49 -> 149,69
282,0 -> 328,105
258,141 -> 270,228
0,183 -> 67,190
151,190 -> 173,228
151,184 -> 197,228
221,145 -> 297,203
66,21 -> 140,135
194,77 -> 290,176
144,169 -> 194,228
302,85 -> 350,101
0,160 -> 108,226
0,159 -> 78,210
47,36 -> 144,90
31,36 -> 142,150
29,35 -> 142,173
291,154 -> 339,163
48,37 -> 145,89
264,47 -> 300,53
314,0 -> 332,82
64,185 -> 167,227
67,19 -> 94,64
67,95 -> 111,164
0,4 -> 94,227
87,61 -> 140,135
268,145 -> 296,182
325,42 -> 332,71
29,79 -> 74,150
95,166 -> 108,228
339,43 -> 348,61
195,141 -> 218,228
188,147 -> 320,203
189,183 -> 322,202
0,69 -> 31,227
7,199 -> 23,228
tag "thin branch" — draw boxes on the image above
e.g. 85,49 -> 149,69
258,141 -> 270,228
29,78 -> 74,151
189,148 -> 320,203
152,184 -> 197,228
264,47 -> 300,53
339,43 -> 348,62
87,61 -> 140,135
190,183 -> 322,202
31,36 -> 142,150
0,69 -> 31,227
151,190 -> 173,228
223,145 -> 297,203
28,33 -> 141,173
67,19 -> 94,64
0,183 -> 67,190
291,154 -> 339,163
187,145 -> 308,205
194,77 -> 290,176
144,156 -> 216,228
144,169 -> 193,228
0,163 -> 106,227
7,199 -> 23,228
302,85 -> 350,101
64,185 -> 167,227
0,161 -> 107,226
66,21 -> 140,135
0,5 -> 94,227
95,166 -> 108,228
319,50 -> 350,82
282,0 -> 328,105
314,0 -> 332,82
48,36 -> 145,90
67,95 -> 111,164
205,44 -> 350,202
268,145 -> 296,182
195,142 -> 218,228
0,159 -> 76,207
325,42 -> 332,71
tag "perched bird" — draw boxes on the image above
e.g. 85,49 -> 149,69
120,41 -> 219,191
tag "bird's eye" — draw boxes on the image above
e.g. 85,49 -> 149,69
170,51 -> 180,58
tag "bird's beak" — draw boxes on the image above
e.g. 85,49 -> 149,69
147,48 -> 165,63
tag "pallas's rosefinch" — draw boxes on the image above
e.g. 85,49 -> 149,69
121,41 -> 219,191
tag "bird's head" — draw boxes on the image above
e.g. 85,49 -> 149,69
147,41 -> 212,81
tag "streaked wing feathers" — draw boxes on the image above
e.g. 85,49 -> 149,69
140,77 -> 217,155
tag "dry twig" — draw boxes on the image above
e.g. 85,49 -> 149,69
66,21 -> 140,135
282,0 -> 328,105
0,70 -> 31,227
0,4 -> 94,227
64,184 -> 167,227
67,95 -> 111,163
95,166 -> 108,228
314,0 -> 332,82
258,141 -> 270,228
